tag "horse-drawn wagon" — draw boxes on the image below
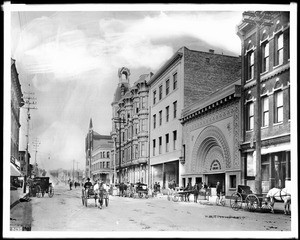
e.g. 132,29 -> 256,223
81,183 -> 109,209
230,185 -> 269,212
134,182 -> 149,199
29,177 -> 54,198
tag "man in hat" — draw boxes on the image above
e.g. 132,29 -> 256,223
84,178 -> 93,190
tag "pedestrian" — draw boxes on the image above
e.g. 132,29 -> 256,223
184,182 -> 192,202
193,183 -> 200,203
157,182 -> 161,193
216,181 -> 222,199
69,180 -> 73,190
203,182 -> 208,200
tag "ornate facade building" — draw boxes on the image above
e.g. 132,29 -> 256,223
111,67 -> 152,185
148,47 -> 241,189
11,58 -> 24,177
85,118 -> 113,182
181,80 -> 241,196
237,11 -> 290,193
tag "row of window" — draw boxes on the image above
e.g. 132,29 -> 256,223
152,130 -> 177,156
116,141 -> 147,164
153,101 -> 177,128
92,151 -> 110,162
91,161 -> 110,171
246,89 -> 289,131
119,118 -> 148,141
153,72 -> 178,105
247,30 -> 289,80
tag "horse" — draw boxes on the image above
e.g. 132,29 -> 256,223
266,187 -> 291,214
93,181 -> 105,209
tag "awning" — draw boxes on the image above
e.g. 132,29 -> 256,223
11,163 -> 22,176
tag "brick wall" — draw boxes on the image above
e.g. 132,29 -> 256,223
183,48 -> 241,108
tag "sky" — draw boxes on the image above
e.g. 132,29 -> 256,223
6,4 -> 290,171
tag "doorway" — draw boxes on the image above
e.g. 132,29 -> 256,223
207,173 -> 225,191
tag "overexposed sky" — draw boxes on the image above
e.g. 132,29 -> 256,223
7,4 -> 290,171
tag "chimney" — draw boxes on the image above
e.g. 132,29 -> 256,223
209,49 -> 214,54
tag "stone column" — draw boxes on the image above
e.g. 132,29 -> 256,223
285,151 -> 291,181
269,154 -> 275,189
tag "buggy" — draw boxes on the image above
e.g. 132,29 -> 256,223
81,185 -> 109,208
230,185 -> 269,212
29,177 -> 54,198
134,182 -> 149,199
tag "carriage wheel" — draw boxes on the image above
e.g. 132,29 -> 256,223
230,192 -> 242,211
48,186 -> 54,198
180,195 -> 185,202
81,190 -> 85,205
145,193 -> 149,199
245,194 -> 259,212
138,192 -> 143,198
220,197 -> 226,206
36,185 -> 42,198
105,197 -> 109,207
173,194 -> 179,202
84,197 -> 87,207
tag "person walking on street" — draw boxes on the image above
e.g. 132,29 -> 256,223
69,179 -> 73,190
193,183 -> 200,203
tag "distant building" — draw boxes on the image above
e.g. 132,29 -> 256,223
237,11 -> 290,193
18,151 -> 31,176
111,68 -> 152,185
85,118 -> 113,183
147,47 -> 241,189
11,58 -> 24,177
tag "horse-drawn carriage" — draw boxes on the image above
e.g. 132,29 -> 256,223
134,182 -> 149,199
230,185 -> 271,212
29,177 -> 54,198
167,187 -> 194,202
81,184 -> 109,209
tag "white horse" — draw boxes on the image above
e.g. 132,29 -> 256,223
93,181 -> 106,209
266,187 -> 291,214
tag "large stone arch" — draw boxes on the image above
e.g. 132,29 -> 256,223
191,125 -> 231,173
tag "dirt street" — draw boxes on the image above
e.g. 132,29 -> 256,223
28,183 -> 293,236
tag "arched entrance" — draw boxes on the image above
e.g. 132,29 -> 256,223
191,125 -> 231,193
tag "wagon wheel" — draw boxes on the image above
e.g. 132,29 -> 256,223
81,190 -> 85,205
84,197 -> 88,207
145,193 -> 149,199
179,194 -> 185,202
48,186 -> 54,198
230,192 -> 242,211
173,193 -> 179,202
36,185 -> 42,198
245,194 -> 259,212
138,192 -> 143,198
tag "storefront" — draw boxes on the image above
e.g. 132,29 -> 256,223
151,160 -> 179,189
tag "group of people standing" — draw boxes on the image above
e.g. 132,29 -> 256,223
182,181 -> 208,202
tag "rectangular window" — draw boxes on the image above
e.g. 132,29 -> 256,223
173,101 -> 177,118
247,51 -> 254,80
275,33 -> 283,66
166,79 -> 170,95
159,137 -> 162,154
153,139 -> 156,156
173,72 -> 178,90
166,106 -> 169,122
262,42 -> 269,72
141,142 -> 146,157
159,110 -> 162,126
165,134 -> 169,152
153,90 -> 156,105
173,130 -> 177,150
274,90 -> 283,123
230,175 -> 236,189
262,96 -> 269,127
153,114 -> 156,129
246,102 -> 254,130
159,85 -> 163,100
141,96 -> 146,109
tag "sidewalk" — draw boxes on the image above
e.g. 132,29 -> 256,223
10,198 -> 33,231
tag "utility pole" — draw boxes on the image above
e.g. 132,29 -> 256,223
72,160 -> 75,182
242,11 -> 273,194
32,138 -> 40,177
22,90 -> 37,193
76,161 -> 79,182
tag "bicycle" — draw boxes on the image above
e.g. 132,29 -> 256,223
216,192 -> 226,206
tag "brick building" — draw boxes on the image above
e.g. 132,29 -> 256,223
11,58 -> 24,177
237,11 -> 290,193
147,47 -> 241,189
111,68 -> 152,185
85,118 -> 113,182
181,79 -> 241,196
